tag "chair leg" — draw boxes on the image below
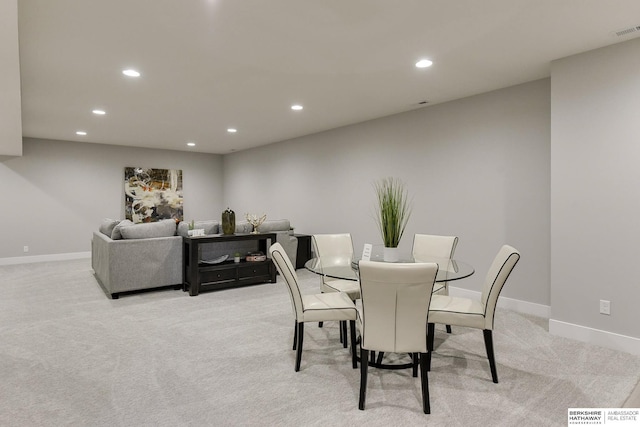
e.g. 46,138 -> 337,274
293,320 -> 298,350
427,323 -> 435,371
446,325 -> 452,334
342,321 -> 348,348
420,352 -> 430,414
295,322 -> 304,372
412,353 -> 419,377
359,348 -> 369,410
483,329 -> 499,383
376,352 -> 384,365
350,320 -> 357,369
318,321 -> 323,328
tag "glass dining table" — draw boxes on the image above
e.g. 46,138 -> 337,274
304,246 -> 474,370
304,248 -> 474,294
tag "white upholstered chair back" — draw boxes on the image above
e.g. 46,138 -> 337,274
312,233 -> 354,272
479,244 -> 521,330
269,242 -> 303,321
412,234 -> 458,261
358,261 -> 438,353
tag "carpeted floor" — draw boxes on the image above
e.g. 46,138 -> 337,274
1,259 -> 638,426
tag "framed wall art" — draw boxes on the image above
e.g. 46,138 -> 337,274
124,167 -> 183,223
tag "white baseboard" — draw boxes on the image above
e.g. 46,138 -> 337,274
449,285 -> 640,356
549,319 -> 640,356
449,286 -> 551,318
0,251 -> 91,266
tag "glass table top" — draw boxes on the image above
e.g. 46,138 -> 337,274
305,253 -> 474,283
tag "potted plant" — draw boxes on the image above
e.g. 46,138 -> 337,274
373,177 -> 412,262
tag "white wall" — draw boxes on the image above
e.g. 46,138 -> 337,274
551,38 -> 640,341
223,79 -> 551,306
0,138 -> 223,260
0,0 -> 22,157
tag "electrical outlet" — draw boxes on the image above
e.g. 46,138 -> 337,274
23,246 -> 29,253
599,300 -> 611,315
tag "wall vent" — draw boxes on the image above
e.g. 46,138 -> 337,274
613,25 -> 640,37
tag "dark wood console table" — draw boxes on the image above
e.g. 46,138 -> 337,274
183,233 -> 276,296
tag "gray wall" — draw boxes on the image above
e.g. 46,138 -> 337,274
223,78 -> 551,306
551,38 -> 640,338
0,0 -> 22,157
0,138 -> 223,259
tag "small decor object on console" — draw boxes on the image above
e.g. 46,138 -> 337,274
245,213 -> 267,234
246,251 -> 267,262
222,208 -> 236,235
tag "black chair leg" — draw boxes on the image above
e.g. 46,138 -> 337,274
295,322 -> 304,372
293,320 -> 298,350
342,321 -> 348,348
446,325 -> 452,334
376,352 -> 384,365
412,353 -> 419,377
420,351 -> 430,414
350,320 -> 357,369
359,348 -> 369,410
427,323 -> 435,371
483,329 -> 499,383
318,321 -> 323,328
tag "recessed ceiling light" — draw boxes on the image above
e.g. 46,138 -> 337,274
76,131 -> 87,136
415,59 -> 433,68
122,69 -> 141,77
291,104 -> 303,111
92,109 -> 106,115
187,142 -> 196,147
227,128 -> 237,133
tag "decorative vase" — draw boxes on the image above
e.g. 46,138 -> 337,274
222,208 -> 235,235
383,246 -> 400,262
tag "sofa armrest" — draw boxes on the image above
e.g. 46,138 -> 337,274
92,231 -> 183,296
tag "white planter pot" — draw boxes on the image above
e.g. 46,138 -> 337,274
383,247 -> 400,262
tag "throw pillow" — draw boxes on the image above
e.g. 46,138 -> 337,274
235,221 -> 254,234
111,219 -> 133,240
120,219 -> 177,239
177,220 -> 220,237
257,219 -> 290,233
99,218 -> 120,237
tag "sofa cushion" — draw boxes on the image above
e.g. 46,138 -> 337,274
177,220 -> 220,237
120,219 -> 177,239
99,218 -> 120,237
111,219 -> 134,240
257,219 -> 290,233
235,221 -> 253,234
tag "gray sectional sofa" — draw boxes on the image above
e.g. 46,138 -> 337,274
91,218 -> 297,299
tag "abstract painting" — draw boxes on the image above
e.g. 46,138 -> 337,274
124,167 -> 183,223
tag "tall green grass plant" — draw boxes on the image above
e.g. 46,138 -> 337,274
374,177 -> 412,248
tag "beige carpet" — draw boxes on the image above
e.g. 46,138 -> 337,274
1,259 -> 638,426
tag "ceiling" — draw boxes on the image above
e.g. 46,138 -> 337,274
17,0 -> 640,154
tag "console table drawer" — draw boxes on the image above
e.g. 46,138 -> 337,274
200,267 -> 236,284
238,263 -> 270,279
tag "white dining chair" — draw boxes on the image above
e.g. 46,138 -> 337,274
427,244 -> 520,383
269,242 -> 358,371
312,233 -> 361,347
357,260 -> 439,414
412,234 -> 458,333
